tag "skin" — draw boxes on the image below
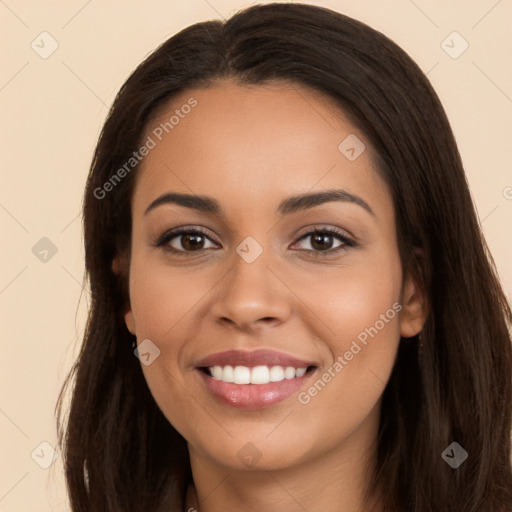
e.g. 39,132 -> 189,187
115,80 -> 428,512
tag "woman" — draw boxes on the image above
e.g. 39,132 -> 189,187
55,3 -> 512,511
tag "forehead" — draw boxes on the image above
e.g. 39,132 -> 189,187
132,80 -> 392,220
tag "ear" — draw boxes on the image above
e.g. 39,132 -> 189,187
399,269 -> 429,338
111,254 -> 136,336
124,309 -> 136,336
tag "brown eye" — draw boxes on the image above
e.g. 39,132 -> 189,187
306,232 -> 338,251
156,228 -> 218,254
292,226 -> 356,257
178,232 -> 207,251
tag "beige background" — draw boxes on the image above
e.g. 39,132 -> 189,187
1,0 -> 511,510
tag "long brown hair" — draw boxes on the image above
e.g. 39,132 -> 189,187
56,3 -> 512,510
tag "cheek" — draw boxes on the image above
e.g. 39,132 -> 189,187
128,252 -> 204,341
269,257 -> 402,415
288,254 -> 402,442
296,248 -> 403,348
127,254 -> 206,437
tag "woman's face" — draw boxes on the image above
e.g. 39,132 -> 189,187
120,80 -> 425,472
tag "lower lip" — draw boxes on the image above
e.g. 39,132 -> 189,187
196,368 -> 316,409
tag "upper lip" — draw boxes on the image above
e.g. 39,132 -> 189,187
196,349 -> 317,369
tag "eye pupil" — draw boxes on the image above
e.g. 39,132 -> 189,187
182,233 -> 204,251
311,233 -> 333,251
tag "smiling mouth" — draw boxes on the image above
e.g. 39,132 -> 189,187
194,348 -> 319,408
198,364 -> 317,385
196,363 -> 318,409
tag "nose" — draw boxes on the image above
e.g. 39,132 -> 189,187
210,247 -> 292,333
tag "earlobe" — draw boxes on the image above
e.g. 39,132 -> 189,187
112,256 -> 121,274
112,253 -> 128,276
399,273 -> 429,338
111,254 -> 134,334
125,310 -> 136,335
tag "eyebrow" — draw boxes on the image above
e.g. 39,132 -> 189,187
144,189 -> 375,217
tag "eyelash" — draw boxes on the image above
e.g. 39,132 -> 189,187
154,225 -> 357,258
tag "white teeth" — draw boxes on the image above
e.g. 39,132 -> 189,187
212,366 -> 223,380
222,365 -> 234,382
250,365 -> 270,384
233,365 -> 251,384
269,365 -> 284,382
284,366 -> 296,379
208,365 -> 310,384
